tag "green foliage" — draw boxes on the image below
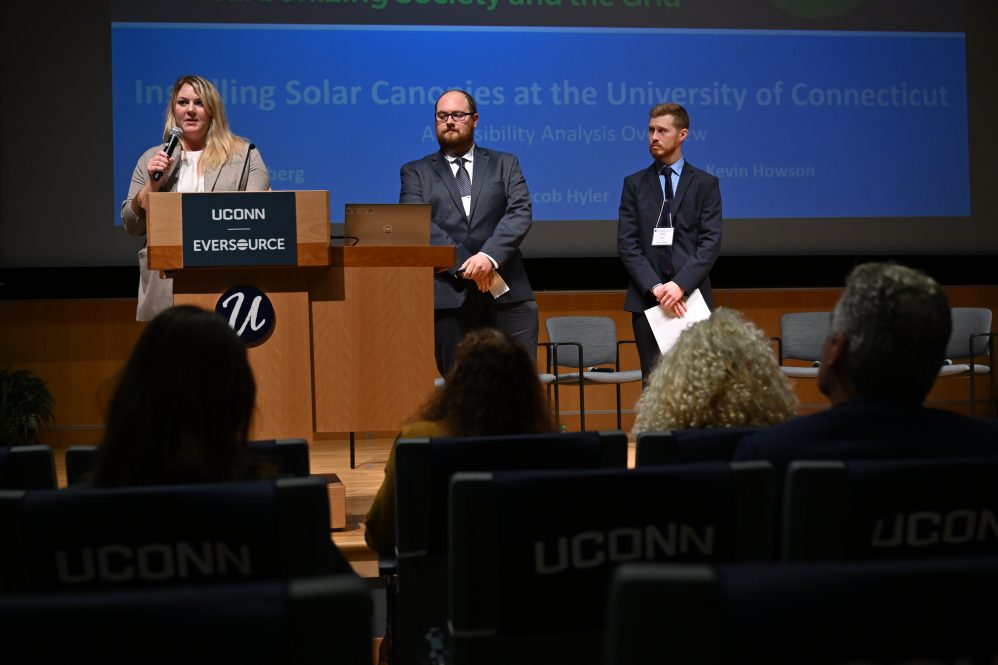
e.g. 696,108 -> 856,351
0,369 -> 55,445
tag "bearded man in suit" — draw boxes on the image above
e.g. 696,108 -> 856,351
401,90 -> 538,376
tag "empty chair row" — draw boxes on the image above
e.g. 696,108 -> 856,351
607,557 -> 998,665
63,438 -> 311,485
0,476 -> 343,592
0,439 -> 310,491
445,459 -> 998,665
0,574 -> 373,664
636,424 -> 998,469
385,429 -> 998,665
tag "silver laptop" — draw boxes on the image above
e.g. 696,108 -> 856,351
344,203 -> 431,247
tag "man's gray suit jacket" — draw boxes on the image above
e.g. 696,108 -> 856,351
399,146 -> 534,310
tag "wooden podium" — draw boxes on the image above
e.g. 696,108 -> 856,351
147,191 -> 454,447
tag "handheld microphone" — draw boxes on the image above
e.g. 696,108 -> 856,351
153,127 -> 184,182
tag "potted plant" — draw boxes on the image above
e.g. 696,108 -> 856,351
0,368 -> 55,446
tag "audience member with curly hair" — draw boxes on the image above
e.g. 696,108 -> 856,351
632,307 -> 798,434
364,327 -> 554,554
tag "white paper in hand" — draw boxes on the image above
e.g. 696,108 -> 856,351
644,288 -> 712,354
489,272 -> 510,299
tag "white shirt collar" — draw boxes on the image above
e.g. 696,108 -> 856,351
449,145 -> 475,164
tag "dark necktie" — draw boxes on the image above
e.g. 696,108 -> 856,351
662,165 -> 675,208
658,165 -> 674,280
453,157 -> 471,197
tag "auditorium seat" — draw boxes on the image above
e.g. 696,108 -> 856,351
0,574 -> 373,664
606,557 -> 998,665
0,477 -> 336,591
448,461 -> 777,665
774,311 -> 830,378
544,316 -> 642,430
0,444 -> 56,490
64,438 -> 311,486
391,430 -> 627,665
969,331 -> 997,416
635,427 -> 759,466
782,458 -> 998,561
939,307 -> 993,416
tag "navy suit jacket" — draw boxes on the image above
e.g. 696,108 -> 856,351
617,160 -> 722,313
400,146 -> 534,309
734,400 -> 998,477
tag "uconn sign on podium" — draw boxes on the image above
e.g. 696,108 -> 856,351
182,191 -> 298,268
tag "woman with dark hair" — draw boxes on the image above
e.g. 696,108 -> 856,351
89,305 -> 354,575
91,305 -> 268,487
122,74 -> 270,321
364,327 -> 554,554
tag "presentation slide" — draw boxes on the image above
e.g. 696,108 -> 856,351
111,22 -> 969,224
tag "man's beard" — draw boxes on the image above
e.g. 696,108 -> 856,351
437,129 -> 467,150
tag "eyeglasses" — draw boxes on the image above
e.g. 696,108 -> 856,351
435,111 -> 474,123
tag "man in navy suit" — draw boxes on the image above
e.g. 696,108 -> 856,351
401,90 -> 537,376
734,262 -> 998,474
617,103 -> 722,381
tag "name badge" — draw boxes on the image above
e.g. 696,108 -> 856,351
652,227 -> 674,246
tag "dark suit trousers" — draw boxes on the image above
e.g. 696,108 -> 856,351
632,311 -> 663,385
434,291 -> 538,376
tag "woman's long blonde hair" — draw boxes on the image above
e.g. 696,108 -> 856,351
161,74 -> 248,174
633,308 -> 798,434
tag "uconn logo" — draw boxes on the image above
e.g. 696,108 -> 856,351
216,285 -> 275,345
56,541 -> 252,584
211,207 -> 265,221
534,522 -> 715,574
871,508 -> 998,548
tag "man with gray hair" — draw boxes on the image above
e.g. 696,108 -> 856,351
734,262 -> 998,473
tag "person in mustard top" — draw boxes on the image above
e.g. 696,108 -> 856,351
363,327 -> 554,554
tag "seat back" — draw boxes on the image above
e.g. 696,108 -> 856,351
0,476 -> 333,592
394,430 -> 628,665
635,427 -> 759,466
0,444 -> 55,490
545,316 -> 618,368
945,307 -> 992,360
246,438 -> 312,476
63,445 -> 95,487
778,311 -> 831,362
607,557 -> 998,665
0,574 -> 373,664
64,438 -> 311,486
449,462 -> 776,665
782,458 -> 998,561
